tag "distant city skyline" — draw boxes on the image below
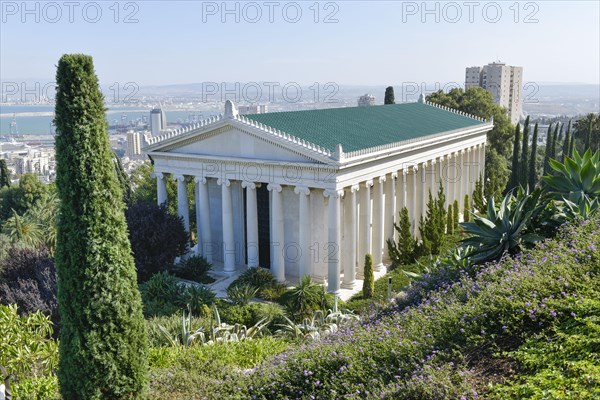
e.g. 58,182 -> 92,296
1,1 -> 599,87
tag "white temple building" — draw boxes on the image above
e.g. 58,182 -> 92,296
144,97 -> 492,294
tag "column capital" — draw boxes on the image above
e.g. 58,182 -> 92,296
430,159 -> 436,166
152,172 -> 167,179
294,185 -> 311,196
391,171 -> 398,179
323,189 -> 344,199
350,184 -> 360,193
364,179 -> 374,188
217,178 -> 231,187
377,175 -> 386,183
241,181 -> 260,190
173,174 -> 189,183
194,176 -> 208,185
411,164 -> 418,173
267,183 -> 282,192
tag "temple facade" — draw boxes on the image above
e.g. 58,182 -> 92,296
144,97 -> 492,294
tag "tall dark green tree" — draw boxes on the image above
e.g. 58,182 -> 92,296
550,123 -> 560,160
473,174 -> 485,213
113,152 -> 132,204
362,254 -> 374,299
543,124 -> 553,176
508,123 -> 521,190
463,194 -> 471,222
453,199 -> 460,230
568,131 -> 575,157
519,116 -> 530,187
387,207 -> 415,266
528,123 -> 539,188
562,120 -> 572,159
586,117 -> 593,150
446,203 -> 454,235
0,159 -> 10,188
54,54 -> 148,399
384,86 -> 395,105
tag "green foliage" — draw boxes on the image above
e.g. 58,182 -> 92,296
0,174 -> 48,221
113,152 -> 131,204
509,123 -> 521,190
541,149 -> 600,202
172,255 -> 213,284
446,203 -> 454,234
53,54 -> 147,399
543,124 -> 554,176
574,113 -> 599,151
473,174 -> 485,213
387,207 -> 415,267
562,120 -> 572,160
227,283 -> 258,306
384,86 -> 395,105
0,159 -> 10,188
184,285 -> 216,316
275,305 -> 359,342
140,271 -> 186,317
279,275 -> 330,321
463,194 -> 471,222
229,267 -> 287,301
418,188 -> 447,255
460,188 -> 543,264
485,147 -> 510,200
520,116 -> 531,187
362,254 -> 374,299
453,199 -> 460,229
528,122 -> 539,189
0,304 -> 58,400
125,201 -> 188,283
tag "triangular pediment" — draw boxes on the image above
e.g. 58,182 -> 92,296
147,122 -> 332,164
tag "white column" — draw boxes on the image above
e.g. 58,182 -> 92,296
395,169 -> 406,218
448,153 -> 455,207
242,181 -> 259,268
457,150 -> 464,206
174,175 -> 190,232
218,178 -> 235,272
358,180 -> 373,278
154,172 -> 168,206
384,173 -> 395,262
267,183 -> 285,282
463,149 -> 469,202
294,185 -> 311,279
429,160 -> 436,199
419,164 -> 426,225
341,185 -> 358,289
195,177 -> 212,262
372,176 -> 385,271
324,189 -> 343,295
481,144 -> 486,183
439,156 -> 447,208
408,167 -> 417,236
468,147 -> 475,196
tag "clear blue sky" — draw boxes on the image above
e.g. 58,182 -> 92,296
1,1 -> 599,86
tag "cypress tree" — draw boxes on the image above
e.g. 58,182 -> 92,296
0,159 -> 10,188
453,199 -> 460,228
388,207 -> 415,265
113,152 -> 132,204
562,120 -> 572,159
384,86 -> 395,105
463,194 -> 471,222
550,123 -> 560,160
446,203 -> 454,235
568,131 -> 575,157
362,254 -> 374,299
543,124 -> 553,175
54,54 -> 148,399
528,123 -> 539,188
508,123 -> 521,190
473,174 -> 485,213
585,117 -> 593,150
519,116 -> 530,187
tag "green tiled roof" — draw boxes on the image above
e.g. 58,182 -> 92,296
245,103 -> 484,153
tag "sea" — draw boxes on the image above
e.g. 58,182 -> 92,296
0,105 -> 216,135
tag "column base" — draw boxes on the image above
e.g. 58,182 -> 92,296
311,274 -> 327,285
341,280 -> 357,290
374,263 -> 385,272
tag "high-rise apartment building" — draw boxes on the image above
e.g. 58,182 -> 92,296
465,62 -> 523,125
126,130 -> 142,158
358,94 -> 375,107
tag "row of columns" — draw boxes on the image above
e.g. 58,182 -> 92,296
154,143 -> 485,294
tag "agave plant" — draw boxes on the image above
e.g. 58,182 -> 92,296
542,149 -> 600,202
459,188 -> 544,264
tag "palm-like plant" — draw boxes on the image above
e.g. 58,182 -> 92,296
541,149 -> 600,202
2,209 -> 44,249
459,188 -> 544,264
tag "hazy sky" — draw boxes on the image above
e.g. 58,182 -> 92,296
1,1 -> 599,87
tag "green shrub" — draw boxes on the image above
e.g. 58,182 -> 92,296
139,271 -> 186,317
146,313 -> 211,348
227,283 -> 258,305
229,267 -> 287,300
172,255 -> 214,284
362,254 -> 374,299
216,300 -> 256,326
0,304 -> 58,400
183,285 -> 216,316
